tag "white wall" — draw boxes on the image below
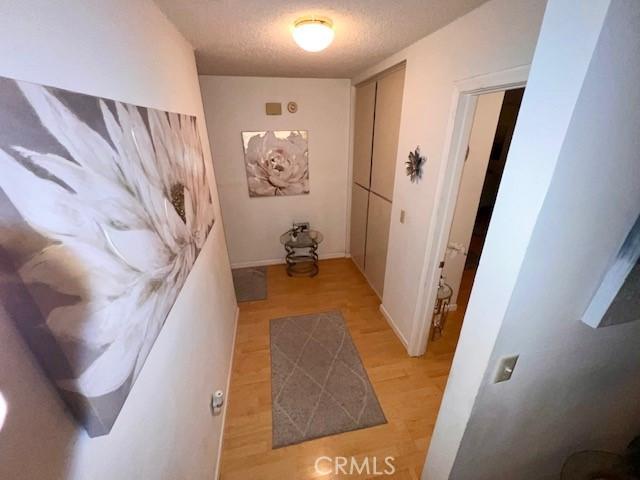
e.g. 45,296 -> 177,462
0,1 -> 237,479
424,0 -> 614,476
425,0 -> 611,475
199,76 -> 351,268
441,1 -> 640,478
351,0 -> 548,347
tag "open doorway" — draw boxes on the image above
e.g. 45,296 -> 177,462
430,87 -> 525,346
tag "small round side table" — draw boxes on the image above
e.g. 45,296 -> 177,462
280,229 -> 323,277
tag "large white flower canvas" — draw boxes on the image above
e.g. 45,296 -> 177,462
241,130 -> 309,197
0,76 -> 214,436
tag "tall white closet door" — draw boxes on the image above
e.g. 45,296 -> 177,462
352,81 -> 376,188
365,193 -> 392,297
350,183 -> 369,271
350,65 -> 405,299
370,67 -> 405,200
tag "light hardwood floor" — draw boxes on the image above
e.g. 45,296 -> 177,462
219,258 -> 472,479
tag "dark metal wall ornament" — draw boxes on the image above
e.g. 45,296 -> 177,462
406,146 -> 426,183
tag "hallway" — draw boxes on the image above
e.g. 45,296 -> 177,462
220,258 -> 462,479
4,2 -> 638,478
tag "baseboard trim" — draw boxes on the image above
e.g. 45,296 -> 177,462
319,252 -> 347,261
230,252 -> 346,269
379,304 -> 409,349
231,258 -> 283,269
351,256 -> 366,277
214,305 -> 240,480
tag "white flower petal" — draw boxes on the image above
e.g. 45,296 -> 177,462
0,148 -> 88,239
103,226 -> 168,273
47,295 -> 131,347
12,147 -> 148,231
19,242 -> 132,297
17,82 -> 119,180
57,318 -> 145,397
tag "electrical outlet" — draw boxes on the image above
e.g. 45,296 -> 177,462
494,355 -> 519,383
210,390 -> 224,415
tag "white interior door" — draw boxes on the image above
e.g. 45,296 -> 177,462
442,91 -> 504,305
350,183 -> 369,271
370,67 -> 405,200
353,81 -> 377,188
364,192 -> 392,298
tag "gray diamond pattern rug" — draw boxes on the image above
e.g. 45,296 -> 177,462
270,310 -> 386,448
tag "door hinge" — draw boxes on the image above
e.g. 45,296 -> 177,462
464,146 -> 470,161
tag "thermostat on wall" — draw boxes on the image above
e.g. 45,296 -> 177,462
265,102 -> 282,115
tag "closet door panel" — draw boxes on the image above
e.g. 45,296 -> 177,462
370,67 -> 405,200
350,183 -> 369,271
352,81 -> 376,188
364,193 -> 392,297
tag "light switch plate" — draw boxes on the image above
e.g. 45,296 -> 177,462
494,355 -> 519,383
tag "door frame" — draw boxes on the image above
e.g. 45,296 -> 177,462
407,65 -> 530,356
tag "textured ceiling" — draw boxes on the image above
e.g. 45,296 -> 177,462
154,0 -> 489,78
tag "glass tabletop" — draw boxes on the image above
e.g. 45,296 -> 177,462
280,229 -> 323,248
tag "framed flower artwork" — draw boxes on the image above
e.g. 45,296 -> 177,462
241,130 -> 309,197
0,75 -> 214,436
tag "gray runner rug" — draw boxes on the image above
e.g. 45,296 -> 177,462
270,310 -> 386,448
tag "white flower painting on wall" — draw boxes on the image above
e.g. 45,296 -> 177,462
241,130 -> 309,197
0,76 -> 214,436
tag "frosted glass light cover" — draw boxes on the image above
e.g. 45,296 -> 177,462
292,19 -> 334,52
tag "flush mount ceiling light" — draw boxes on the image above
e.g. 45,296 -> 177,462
292,16 -> 335,52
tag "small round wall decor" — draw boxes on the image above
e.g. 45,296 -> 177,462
287,101 -> 298,113
406,146 -> 426,183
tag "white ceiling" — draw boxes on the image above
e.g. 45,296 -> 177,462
154,0 -> 489,78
